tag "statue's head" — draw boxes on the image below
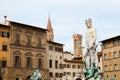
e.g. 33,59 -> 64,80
85,18 -> 92,28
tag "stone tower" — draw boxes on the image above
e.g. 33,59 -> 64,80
73,34 -> 82,58
46,16 -> 54,41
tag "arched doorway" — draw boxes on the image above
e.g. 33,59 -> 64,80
16,77 -> 19,80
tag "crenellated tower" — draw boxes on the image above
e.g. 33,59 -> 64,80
73,34 -> 82,58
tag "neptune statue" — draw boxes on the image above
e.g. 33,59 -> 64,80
83,18 -> 100,80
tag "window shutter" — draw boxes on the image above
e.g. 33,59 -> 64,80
0,31 -> 2,37
7,32 -> 9,38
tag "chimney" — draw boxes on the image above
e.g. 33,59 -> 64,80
4,16 -> 7,21
3,16 -> 9,25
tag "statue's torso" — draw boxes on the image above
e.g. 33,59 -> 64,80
85,27 -> 96,47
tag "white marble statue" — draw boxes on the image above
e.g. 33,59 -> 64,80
83,18 -> 100,80
83,18 -> 97,69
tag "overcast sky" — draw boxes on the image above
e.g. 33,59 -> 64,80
0,0 -> 120,52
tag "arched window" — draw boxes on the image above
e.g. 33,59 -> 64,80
108,52 -> 112,58
104,54 -> 107,60
74,39 -> 77,48
38,58 -> 42,69
14,56 -> 21,68
114,64 -> 118,70
104,65 -> 108,71
26,57 -> 32,68
114,52 -> 118,58
109,64 -> 112,71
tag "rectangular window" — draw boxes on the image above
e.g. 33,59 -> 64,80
72,65 -> 76,69
78,65 -> 81,69
26,57 -> 32,68
113,40 -> 117,47
118,39 -> 120,45
49,46 -> 53,51
27,35 -> 31,46
49,60 -> 52,68
2,45 -> 7,51
1,60 -> 7,68
67,64 -> 71,68
2,32 -> 7,37
103,42 -> 107,49
55,60 -> 58,69
49,72 -> 53,77
38,58 -> 42,69
59,64 -> 64,69
55,47 -> 58,51
60,73 -> 63,78
73,72 -> 75,77
64,64 -> 66,68
7,32 -> 9,38
37,37 -> 41,48
16,33 -> 20,44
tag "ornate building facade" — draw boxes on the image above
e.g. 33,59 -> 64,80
1,21 -> 49,80
101,35 -> 120,80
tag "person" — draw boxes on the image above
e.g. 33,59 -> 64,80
83,18 -> 97,69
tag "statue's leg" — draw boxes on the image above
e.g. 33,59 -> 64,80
90,49 -> 95,67
86,55 -> 90,68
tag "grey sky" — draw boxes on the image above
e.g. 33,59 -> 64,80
0,0 -> 120,52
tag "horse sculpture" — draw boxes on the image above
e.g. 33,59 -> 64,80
28,69 -> 42,80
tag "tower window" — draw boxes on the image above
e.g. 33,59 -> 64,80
74,39 -> 77,48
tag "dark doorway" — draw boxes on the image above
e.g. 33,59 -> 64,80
26,75 -> 31,80
16,78 -> 19,80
